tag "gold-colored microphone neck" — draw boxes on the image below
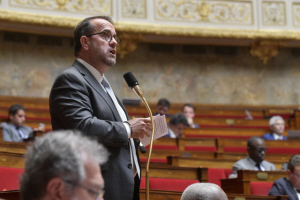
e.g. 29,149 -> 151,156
133,85 -> 143,98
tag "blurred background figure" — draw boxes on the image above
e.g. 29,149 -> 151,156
20,130 -> 109,200
181,183 -> 228,200
262,115 -> 287,140
182,103 -> 199,128
165,113 -> 188,138
231,136 -> 276,175
153,98 -> 171,117
0,104 -> 45,142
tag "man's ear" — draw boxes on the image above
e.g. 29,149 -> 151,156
287,169 -> 292,176
9,114 -> 14,121
46,178 -> 69,200
80,36 -> 90,51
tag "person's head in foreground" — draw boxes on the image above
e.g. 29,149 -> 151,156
181,183 -> 228,200
287,154 -> 300,190
269,115 -> 285,136
247,136 -> 267,164
20,130 -> 109,200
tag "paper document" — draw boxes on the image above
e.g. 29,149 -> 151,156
139,114 -> 168,147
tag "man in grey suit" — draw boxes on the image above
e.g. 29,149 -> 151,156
1,104 -> 44,142
49,16 -> 151,200
231,136 -> 276,174
269,155 -> 300,200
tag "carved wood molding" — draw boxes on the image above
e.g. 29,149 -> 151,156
117,32 -> 144,59
250,40 -> 285,64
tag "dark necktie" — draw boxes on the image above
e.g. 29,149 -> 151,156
256,163 -> 262,171
16,127 -> 23,139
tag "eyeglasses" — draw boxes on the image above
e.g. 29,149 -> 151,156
86,31 -> 121,46
293,172 -> 300,178
63,180 -> 105,200
256,148 -> 267,153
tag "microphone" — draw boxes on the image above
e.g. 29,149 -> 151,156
123,72 -> 143,98
123,72 -> 155,200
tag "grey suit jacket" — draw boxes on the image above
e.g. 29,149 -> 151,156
1,122 -> 33,142
49,60 -> 140,200
269,177 -> 298,200
232,156 -> 277,174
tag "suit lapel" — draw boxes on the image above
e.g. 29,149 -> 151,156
72,60 -> 122,122
285,178 -> 299,200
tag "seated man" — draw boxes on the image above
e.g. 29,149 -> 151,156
181,183 -> 228,200
231,136 -> 276,174
20,130 -> 108,200
1,104 -> 44,142
269,154 -> 300,200
153,98 -> 172,117
165,113 -> 188,138
182,103 -> 199,128
262,115 -> 287,140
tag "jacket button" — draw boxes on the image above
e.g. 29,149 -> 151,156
128,164 -> 132,169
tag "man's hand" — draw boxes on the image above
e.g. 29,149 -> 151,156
127,118 -> 152,139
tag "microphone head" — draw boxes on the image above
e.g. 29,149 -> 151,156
123,72 -> 139,89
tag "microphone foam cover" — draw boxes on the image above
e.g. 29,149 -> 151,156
123,72 -> 139,88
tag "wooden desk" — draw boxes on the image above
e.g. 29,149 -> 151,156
182,128 -> 270,139
167,156 -> 283,169
141,163 -> 208,182
0,152 -> 24,168
221,170 -> 287,195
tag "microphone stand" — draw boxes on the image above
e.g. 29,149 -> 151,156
131,85 -> 154,200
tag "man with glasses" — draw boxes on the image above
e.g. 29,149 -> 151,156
50,16 -> 152,200
20,130 -> 108,200
231,136 -> 276,175
269,155 -> 300,200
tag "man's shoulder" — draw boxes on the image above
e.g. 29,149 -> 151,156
262,159 -> 276,167
262,133 -> 273,139
273,177 -> 288,185
234,157 -> 248,165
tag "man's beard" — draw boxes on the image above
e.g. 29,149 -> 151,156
101,51 -> 116,66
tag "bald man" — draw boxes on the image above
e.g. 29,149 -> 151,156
181,183 -> 227,200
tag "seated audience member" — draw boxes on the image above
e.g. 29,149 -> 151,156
0,104 -> 44,142
262,115 -> 287,140
20,130 -> 108,200
181,183 -> 228,200
231,136 -> 276,174
182,103 -> 199,128
269,155 -> 300,200
165,113 -> 188,138
153,98 -> 171,117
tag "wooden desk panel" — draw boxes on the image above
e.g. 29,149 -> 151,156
167,156 -> 283,169
221,170 -> 287,195
0,152 -> 24,168
141,163 -> 207,182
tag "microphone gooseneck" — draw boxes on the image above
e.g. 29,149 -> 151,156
123,71 -> 155,200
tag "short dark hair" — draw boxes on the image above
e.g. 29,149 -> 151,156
288,155 -> 300,173
169,113 -> 188,126
247,136 -> 263,148
9,104 -> 25,115
157,98 -> 170,108
182,103 -> 195,112
73,16 -> 114,57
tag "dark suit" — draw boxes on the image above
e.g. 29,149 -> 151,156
262,133 -> 287,140
1,122 -> 33,142
49,60 -> 140,200
269,177 -> 298,200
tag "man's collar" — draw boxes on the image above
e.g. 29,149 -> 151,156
77,58 -> 104,84
273,133 -> 283,140
247,155 -> 261,165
